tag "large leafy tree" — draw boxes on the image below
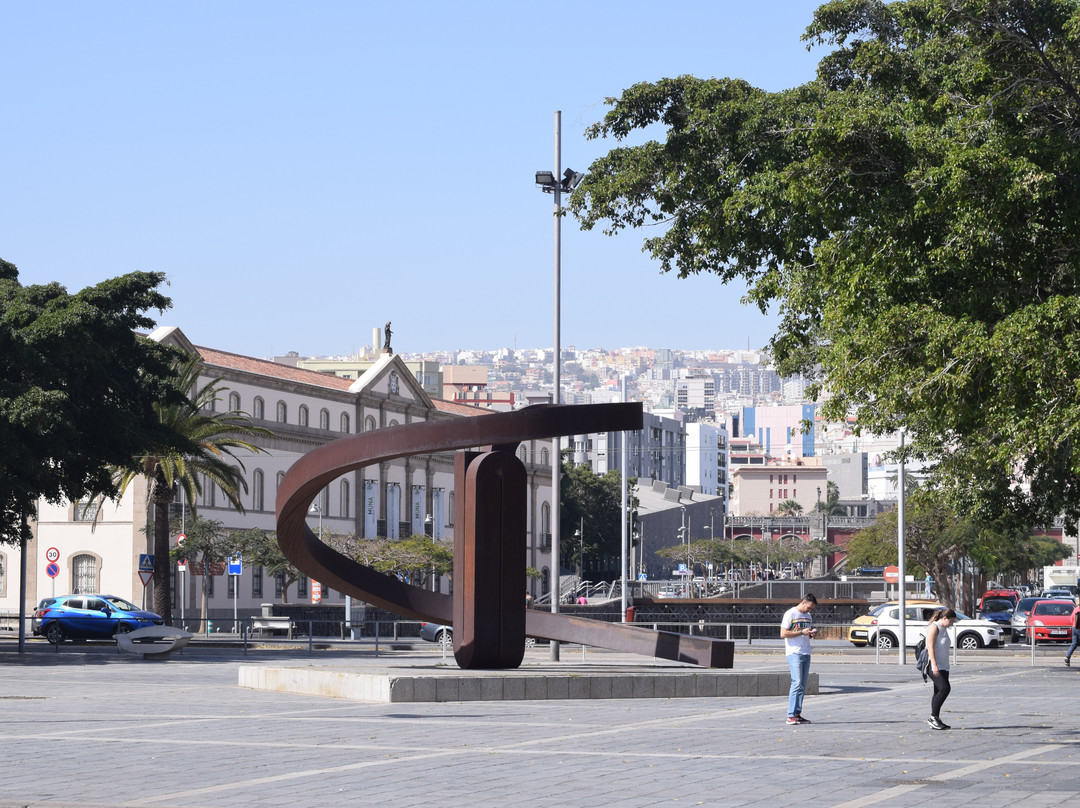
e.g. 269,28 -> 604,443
0,260 -> 189,543
845,489 -> 1069,608
560,462 -> 632,580
570,0 -> 1080,529
115,355 -> 269,622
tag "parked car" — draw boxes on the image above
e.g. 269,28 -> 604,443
978,598 -> 1015,629
1009,595 -> 1066,642
34,595 -> 163,644
977,589 -> 1020,609
419,621 -> 452,644
1026,599 -> 1077,643
848,601 -> 1003,650
656,586 -> 679,599
1041,588 -> 1076,599
845,602 -> 895,646
30,597 -> 57,636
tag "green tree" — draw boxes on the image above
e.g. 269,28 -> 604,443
776,499 -> 804,517
816,481 -> 847,516
560,462 -> 632,580
842,489 -> 1060,607
570,0 -> 1080,530
0,261 -> 189,543
115,355 -> 270,622
232,528 -> 305,605
333,533 -> 453,590
168,517 -> 241,633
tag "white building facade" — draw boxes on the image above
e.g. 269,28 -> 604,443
7,327 -> 555,623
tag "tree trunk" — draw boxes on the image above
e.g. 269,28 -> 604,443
150,468 -> 174,623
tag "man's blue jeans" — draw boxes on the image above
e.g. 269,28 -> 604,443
787,652 -> 812,717
1067,629 -> 1080,661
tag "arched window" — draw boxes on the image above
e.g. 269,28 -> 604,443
517,446 -> 527,463
320,486 -> 329,516
541,447 -> 550,466
276,401 -> 287,423
320,409 -> 330,430
72,554 -> 98,594
389,419 -> 399,427
541,567 -> 550,595
541,502 -> 550,535
365,415 -> 377,432
340,413 -> 350,433
448,492 -> 455,526
340,480 -> 350,518
253,397 -> 265,420
253,470 -> 265,511
276,471 -> 285,497
228,392 -> 241,412
298,405 -> 309,427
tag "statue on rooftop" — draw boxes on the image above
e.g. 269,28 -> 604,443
383,321 -> 392,354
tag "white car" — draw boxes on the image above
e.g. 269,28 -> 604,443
861,602 -> 1003,650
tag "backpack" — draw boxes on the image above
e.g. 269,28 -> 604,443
914,637 -> 930,682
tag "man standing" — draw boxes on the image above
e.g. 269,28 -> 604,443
780,593 -> 818,724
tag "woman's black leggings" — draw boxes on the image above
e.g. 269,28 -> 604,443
929,669 -> 951,717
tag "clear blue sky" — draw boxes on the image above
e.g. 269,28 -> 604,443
2,2 -> 827,359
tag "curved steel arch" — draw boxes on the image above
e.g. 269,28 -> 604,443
275,403 -> 732,669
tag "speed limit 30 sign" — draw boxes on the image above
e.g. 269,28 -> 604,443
45,547 -> 60,563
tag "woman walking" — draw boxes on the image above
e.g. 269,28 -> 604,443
926,608 -> 957,730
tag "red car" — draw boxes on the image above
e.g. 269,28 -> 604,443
1027,599 -> 1076,642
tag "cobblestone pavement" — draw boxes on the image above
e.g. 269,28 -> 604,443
0,642 -> 1077,808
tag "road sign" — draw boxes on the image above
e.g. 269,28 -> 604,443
177,533 -> 186,546
883,565 -> 900,584
139,570 -> 153,586
188,561 -> 226,576
138,554 -> 154,571
45,547 -> 60,563
177,558 -> 187,572
45,562 -> 60,578
228,554 -> 242,576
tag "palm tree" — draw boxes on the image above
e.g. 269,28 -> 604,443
114,355 -> 270,622
776,499 -> 803,517
815,481 -> 847,516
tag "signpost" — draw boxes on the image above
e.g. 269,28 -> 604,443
229,554 -> 241,632
45,548 -> 60,596
883,565 -> 900,599
177,534 -> 187,623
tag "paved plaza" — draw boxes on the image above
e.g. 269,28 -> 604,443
0,640 -> 1077,807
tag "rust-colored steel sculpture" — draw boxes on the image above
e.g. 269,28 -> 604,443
275,403 -> 733,669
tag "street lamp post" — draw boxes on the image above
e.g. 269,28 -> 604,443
680,506 -> 688,597
425,513 -> 435,593
535,110 -> 585,662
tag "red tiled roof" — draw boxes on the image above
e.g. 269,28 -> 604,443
196,346 -> 354,391
432,398 -> 490,417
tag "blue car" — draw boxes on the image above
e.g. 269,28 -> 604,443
34,594 -> 163,644
977,598 -> 1014,635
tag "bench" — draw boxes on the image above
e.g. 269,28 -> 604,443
117,626 -> 192,658
868,590 -> 887,603
250,616 -> 292,638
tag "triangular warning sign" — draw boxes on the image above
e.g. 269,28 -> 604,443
139,570 -> 153,586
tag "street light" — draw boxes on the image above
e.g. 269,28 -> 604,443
424,513 -> 435,593
535,110 -> 585,661
680,506 -> 688,596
